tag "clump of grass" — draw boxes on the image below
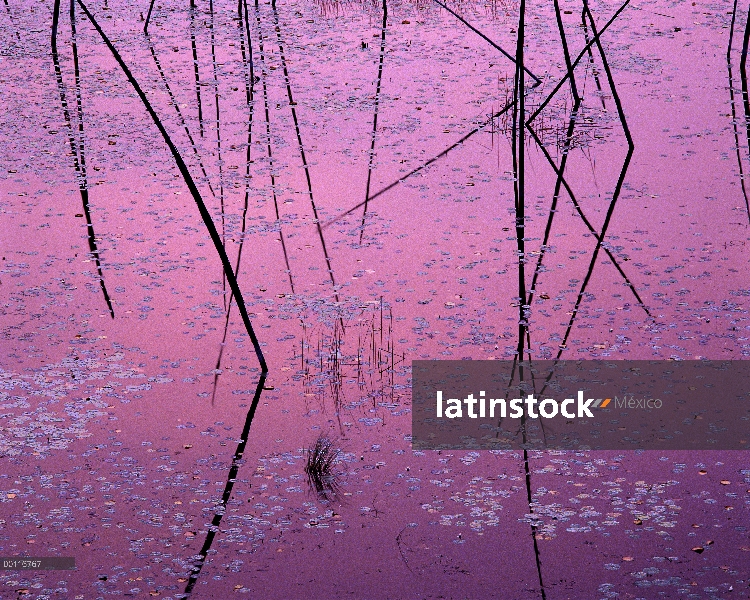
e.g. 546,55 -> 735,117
304,434 -> 343,503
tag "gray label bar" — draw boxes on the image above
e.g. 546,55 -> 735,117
411,360 -> 750,450
0,557 -> 76,570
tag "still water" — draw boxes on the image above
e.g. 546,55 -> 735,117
1,0 -> 749,597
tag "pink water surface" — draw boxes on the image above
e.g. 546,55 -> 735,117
1,0 -> 750,597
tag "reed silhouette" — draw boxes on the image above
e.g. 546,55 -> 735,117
304,434 -> 343,503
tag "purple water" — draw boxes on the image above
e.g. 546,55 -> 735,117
1,0 -> 750,597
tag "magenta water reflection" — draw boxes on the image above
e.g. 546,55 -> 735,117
1,0 -> 749,597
